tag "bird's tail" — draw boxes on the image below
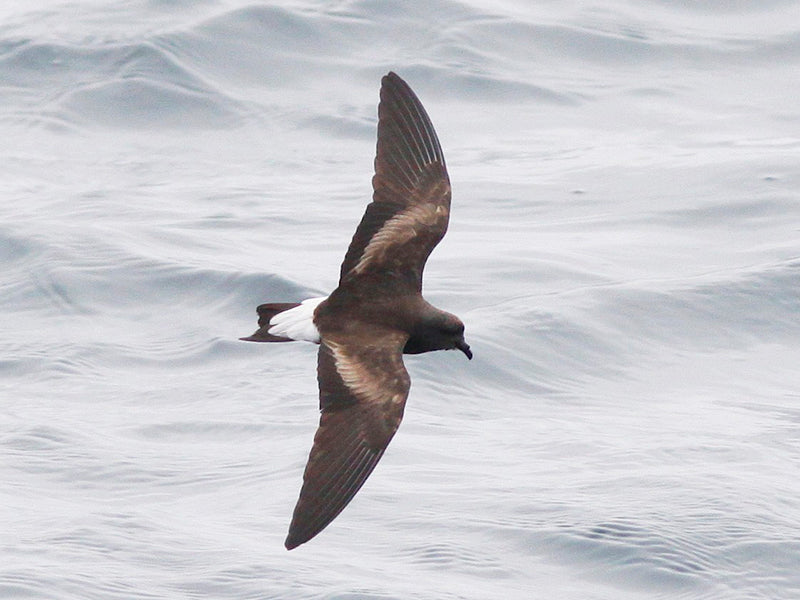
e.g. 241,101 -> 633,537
240,297 -> 325,343
240,303 -> 302,342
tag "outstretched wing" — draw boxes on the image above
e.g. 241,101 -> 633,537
338,72 -> 451,292
284,327 -> 410,550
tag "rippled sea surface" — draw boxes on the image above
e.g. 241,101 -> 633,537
2,1 -> 800,598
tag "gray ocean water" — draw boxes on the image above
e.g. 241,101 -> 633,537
2,1 -> 800,598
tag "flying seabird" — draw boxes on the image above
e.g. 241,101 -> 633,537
241,72 -> 472,550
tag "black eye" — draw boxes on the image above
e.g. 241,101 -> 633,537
444,320 -> 464,335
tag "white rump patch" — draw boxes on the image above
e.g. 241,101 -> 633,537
268,296 -> 326,343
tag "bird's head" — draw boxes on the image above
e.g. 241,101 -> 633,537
435,313 -> 472,360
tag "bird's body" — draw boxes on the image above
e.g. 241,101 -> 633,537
241,72 -> 471,550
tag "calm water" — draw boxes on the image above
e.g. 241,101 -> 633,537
2,1 -> 800,598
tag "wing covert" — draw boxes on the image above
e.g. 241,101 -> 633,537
284,329 -> 409,549
338,72 -> 451,291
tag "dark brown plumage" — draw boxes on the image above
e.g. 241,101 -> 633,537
240,302 -> 301,342
242,72 -> 471,550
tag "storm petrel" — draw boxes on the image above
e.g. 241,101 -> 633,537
241,72 -> 471,550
